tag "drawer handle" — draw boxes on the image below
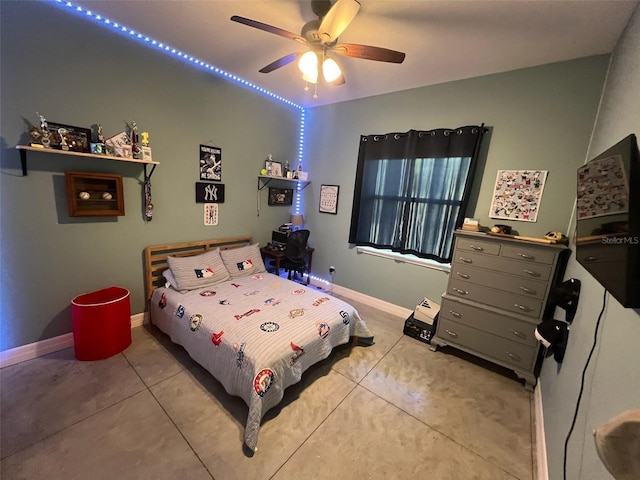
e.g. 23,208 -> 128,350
470,245 -> 484,251
519,286 -> 536,295
585,256 -> 599,262
453,288 -> 468,295
449,310 -> 462,318
506,351 -> 522,362
518,253 -> 535,260
445,329 -> 458,338
514,303 -> 532,312
512,330 -> 526,339
459,257 -> 473,264
523,269 -> 540,277
456,272 -> 470,279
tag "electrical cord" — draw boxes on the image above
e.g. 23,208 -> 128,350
563,288 -> 607,480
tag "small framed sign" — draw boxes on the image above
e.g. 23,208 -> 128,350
196,182 -> 225,203
204,204 -> 219,226
268,187 -> 293,206
319,184 -> 339,214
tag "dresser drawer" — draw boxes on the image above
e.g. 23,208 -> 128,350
456,236 -> 501,255
440,297 -> 538,347
450,264 -> 548,300
453,251 -> 553,281
500,244 -> 556,265
447,278 -> 543,318
437,318 -> 537,370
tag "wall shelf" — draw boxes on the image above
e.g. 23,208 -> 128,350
15,145 -> 159,179
257,175 -> 310,191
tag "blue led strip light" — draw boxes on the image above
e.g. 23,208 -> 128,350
49,0 -> 307,211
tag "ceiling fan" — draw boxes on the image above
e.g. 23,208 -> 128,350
230,0 -> 406,97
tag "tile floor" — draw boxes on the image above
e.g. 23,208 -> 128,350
1,294 -> 535,480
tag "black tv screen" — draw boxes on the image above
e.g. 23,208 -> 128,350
575,134 -> 639,307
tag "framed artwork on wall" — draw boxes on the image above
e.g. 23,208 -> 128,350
195,182 -> 225,203
204,204 -> 219,225
319,184 -> 339,214
489,170 -> 547,222
268,187 -> 293,206
200,144 -> 222,181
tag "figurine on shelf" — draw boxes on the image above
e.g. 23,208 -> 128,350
37,112 -> 51,148
58,128 -> 69,151
127,121 -> 142,159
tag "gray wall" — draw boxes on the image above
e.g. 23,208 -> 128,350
302,56 -> 608,309
541,5 -> 640,480
0,1 -> 299,350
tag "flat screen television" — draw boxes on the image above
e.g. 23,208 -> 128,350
576,134 -> 639,308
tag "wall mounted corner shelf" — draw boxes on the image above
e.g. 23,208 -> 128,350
15,145 -> 159,180
257,175 -> 310,191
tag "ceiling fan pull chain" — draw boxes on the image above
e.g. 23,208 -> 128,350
313,82 -> 319,99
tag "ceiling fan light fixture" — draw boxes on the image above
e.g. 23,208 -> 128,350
298,51 -> 319,83
322,56 -> 342,83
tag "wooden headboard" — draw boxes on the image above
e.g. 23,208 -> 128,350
143,236 -> 253,302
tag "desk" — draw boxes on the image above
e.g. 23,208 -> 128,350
261,246 -> 314,284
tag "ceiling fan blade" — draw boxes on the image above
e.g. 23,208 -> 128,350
230,15 -> 307,45
318,0 -> 361,45
332,43 -> 406,63
259,52 -> 301,73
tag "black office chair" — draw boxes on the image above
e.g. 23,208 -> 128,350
274,229 -> 310,282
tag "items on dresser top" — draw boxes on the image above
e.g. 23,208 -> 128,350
431,230 -> 569,390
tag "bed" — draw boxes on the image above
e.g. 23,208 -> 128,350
144,236 -> 374,454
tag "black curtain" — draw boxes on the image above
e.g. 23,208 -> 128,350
349,125 -> 485,262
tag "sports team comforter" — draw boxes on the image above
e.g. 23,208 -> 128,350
149,272 -> 374,452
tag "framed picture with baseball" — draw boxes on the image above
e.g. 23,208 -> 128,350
65,171 -> 124,217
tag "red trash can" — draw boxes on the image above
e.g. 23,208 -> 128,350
71,286 -> 132,361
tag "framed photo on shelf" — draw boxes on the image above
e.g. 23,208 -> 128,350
268,187 -> 293,206
319,184 -> 339,214
265,160 -> 282,177
47,122 -> 92,153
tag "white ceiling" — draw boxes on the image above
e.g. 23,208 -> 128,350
72,0 -> 638,108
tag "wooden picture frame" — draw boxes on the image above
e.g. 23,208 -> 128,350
319,184 -> 339,214
47,122 -> 92,153
268,187 -> 293,206
65,171 -> 124,217
265,160 -> 282,177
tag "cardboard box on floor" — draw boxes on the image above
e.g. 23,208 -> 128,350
413,297 -> 440,325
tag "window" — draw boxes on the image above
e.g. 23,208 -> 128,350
349,126 -> 486,263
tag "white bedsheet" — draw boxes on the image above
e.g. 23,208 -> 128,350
149,273 -> 374,452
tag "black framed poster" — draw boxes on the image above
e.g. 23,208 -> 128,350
199,144 -> 222,181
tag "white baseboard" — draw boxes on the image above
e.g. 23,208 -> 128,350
329,283 -> 413,320
534,382 -> 549,480
0,312 -> 149,369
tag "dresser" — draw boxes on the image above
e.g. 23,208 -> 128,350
431,230 -> 569,390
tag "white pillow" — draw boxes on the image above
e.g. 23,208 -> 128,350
166,248 -> 230,291
220,243 -> 266,278
162,269 -> 179,289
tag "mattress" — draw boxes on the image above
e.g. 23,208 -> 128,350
149,272 -> 374,452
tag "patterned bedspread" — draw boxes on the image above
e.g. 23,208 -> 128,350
149,273 -> 374,452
